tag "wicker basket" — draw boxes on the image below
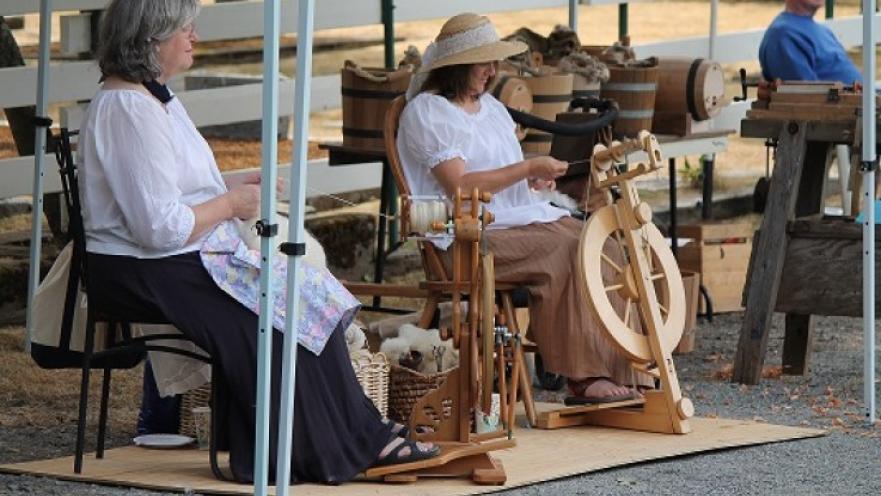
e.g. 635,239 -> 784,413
179,384 -> 211,438
351,351 -> 391,418
387,364 -> 452,423
177,353 -> 391,435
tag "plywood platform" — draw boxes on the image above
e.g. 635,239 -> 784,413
0,411 -> 824,496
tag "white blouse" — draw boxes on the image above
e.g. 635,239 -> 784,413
78,89 -> 227,258
397,92 -> 567,248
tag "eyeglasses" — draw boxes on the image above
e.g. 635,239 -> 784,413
180,22 -> 197,36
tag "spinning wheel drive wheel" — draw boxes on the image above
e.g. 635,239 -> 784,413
578,205 -> 686,364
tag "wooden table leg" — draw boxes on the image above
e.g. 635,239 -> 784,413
782,312 -> 815,376
733,122 -> 808,385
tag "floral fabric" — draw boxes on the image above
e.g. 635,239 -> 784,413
199,221 -> 360,355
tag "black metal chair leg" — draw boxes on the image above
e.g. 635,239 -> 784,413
74,313 -> 97,474
96,366 -> 112,459
209,371 -> 230,481
698,283 -> 714,323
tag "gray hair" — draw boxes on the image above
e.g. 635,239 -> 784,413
97,0 -> 201,83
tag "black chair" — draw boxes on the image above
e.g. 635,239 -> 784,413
41,127 -> 228,479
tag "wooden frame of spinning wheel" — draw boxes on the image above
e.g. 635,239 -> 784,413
364,188 -> 514,484
536,131 -> 694,434
363,96 -> 533,484
381,96 -> 535,430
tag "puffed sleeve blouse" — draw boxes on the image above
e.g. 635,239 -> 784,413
78,89 -> 228,258
397,92 -> 567,247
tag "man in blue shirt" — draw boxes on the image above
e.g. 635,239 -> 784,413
759,0 -> 861,83
758,0 -> 861,214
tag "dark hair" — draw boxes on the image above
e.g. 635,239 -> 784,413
420,62 -> 498,101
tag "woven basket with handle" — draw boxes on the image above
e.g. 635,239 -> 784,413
350,351 -> 391,418
179,384 -> 211,438
387,364 -> 452,423
177,352 -> 392,435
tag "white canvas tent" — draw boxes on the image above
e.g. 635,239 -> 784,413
25,0 -> 876,494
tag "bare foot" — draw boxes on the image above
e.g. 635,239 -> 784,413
581,378 -> 631,400
568,377 -> 634,402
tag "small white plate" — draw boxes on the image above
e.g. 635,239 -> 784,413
133,434 -> 195,449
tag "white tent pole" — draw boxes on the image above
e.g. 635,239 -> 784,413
26,0 -> 54,346
708,0 -> 718,59
275,0 -> 315,493
861,0 -> 877,426
253,0 -> 282,493
568,0 -> 578,32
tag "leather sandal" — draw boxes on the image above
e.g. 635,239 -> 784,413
372,437 -> 440,467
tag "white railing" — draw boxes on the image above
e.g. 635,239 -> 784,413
1,0 -> 877,199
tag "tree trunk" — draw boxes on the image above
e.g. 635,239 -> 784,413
0,16 -> 37,156
0,16 -> 64,242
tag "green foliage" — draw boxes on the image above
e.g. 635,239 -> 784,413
679,158 -> 703,189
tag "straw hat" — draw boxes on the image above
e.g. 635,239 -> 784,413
418,13 -> 527,73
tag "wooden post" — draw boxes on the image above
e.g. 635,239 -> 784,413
794,141 -> 832,218
733,122 -> 808,384
782,313 -> 815,375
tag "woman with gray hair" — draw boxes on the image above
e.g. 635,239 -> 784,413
77,0 -> 437,484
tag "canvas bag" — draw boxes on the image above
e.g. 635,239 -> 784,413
30,241 -> 117,363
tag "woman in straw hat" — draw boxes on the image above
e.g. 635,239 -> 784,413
398,13 -> 651,403
75,0 -> 437,483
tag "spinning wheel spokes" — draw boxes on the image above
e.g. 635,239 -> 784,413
600,252 -> 623,274
578,206 -> 685,364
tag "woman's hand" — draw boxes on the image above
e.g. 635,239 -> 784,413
226,183 -> 261,219
526,156 -> 568,181
225,171 -> 286,196
528,177 -> 556,191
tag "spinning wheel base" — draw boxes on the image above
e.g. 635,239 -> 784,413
535,391 -> 691,434
366,439 -> 514,485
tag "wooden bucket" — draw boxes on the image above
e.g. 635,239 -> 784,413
601,62 -> 658,138
491,74 -> 533,141
522,72 -> 573,154
572,74 -> 601,100
654,57 -> 725,121
341,63 -> 412,151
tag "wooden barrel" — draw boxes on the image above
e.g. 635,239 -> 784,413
522,72 -> 573,154
571,74 -> 601,100
601,63 -> 658,138
654,57 -> 725,121
491,74 -> 533,141
341,64 -> 411,151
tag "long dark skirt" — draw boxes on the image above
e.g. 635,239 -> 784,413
87,251 -> 392,484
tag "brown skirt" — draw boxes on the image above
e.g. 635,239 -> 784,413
483,216 -> 651,386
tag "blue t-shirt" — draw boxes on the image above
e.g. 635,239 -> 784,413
759,12 -> 861,83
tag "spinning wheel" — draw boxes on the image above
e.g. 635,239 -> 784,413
365,189 -> 516,484
579,205 -> 685,363
538,131 -> 694,434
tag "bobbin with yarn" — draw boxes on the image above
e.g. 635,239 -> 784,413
408,199 -> 449,235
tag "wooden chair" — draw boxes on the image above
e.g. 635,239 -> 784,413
40,128 -> 229,479
382,96 -> 537,427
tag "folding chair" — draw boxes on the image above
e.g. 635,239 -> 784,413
42,127 -> 229,479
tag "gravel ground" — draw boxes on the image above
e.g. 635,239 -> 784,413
1,311 -> 879,495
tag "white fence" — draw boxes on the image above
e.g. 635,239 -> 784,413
1,0 -> 878,199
